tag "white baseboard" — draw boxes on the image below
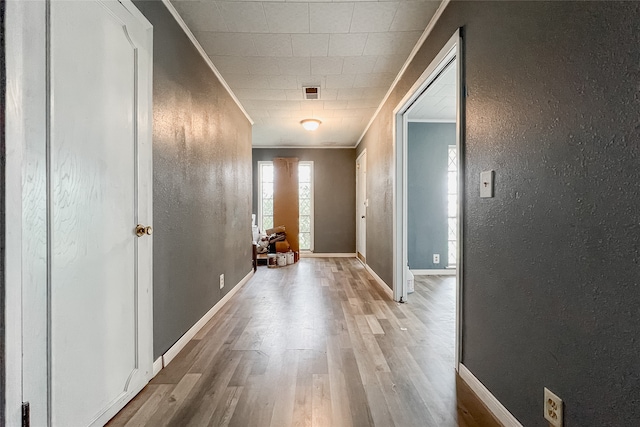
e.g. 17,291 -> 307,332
411,269 -> 456,276
361,261 -> 393,299
161,270 -> 254,368
152,357 -> 163,378
458,364 -> 523,427
300,252 -> 356,258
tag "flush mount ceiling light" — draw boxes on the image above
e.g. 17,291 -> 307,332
300,119 -> 321,131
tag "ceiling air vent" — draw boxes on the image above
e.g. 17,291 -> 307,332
303,86 -> 320,100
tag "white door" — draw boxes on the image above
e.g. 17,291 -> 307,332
356,151 -> 367,261
23,1 -> 153,425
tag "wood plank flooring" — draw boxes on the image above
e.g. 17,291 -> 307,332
108,259 -> 500,427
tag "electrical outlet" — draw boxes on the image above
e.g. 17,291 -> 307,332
544,388 -> 563,427
433,254 -> 440,264
219,274 -> 225,289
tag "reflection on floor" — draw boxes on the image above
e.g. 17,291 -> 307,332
108,258 -> 499,427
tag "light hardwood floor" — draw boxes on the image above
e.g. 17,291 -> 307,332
108,258 -> 499,427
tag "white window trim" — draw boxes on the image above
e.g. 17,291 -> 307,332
299,161 -> 314,253
257,161 -> 272,232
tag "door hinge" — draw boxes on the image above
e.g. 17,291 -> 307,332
22,402 -> 30,427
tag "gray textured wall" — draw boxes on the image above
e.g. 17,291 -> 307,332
408,123 -> 455,269
134,1 -> 253,359
252,148 -> 356,254
355,110 -> 394,287
357,2 -> 640,425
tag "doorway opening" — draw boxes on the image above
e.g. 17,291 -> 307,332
393,30 -> 463,368
356,150 -> 367,263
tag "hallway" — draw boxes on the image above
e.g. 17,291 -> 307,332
108,258 -> 495,427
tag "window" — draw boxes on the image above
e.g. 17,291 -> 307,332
447,146 -> 457,267
257,161 -> 314,252
298,162 -> 314,252
258,161 -> 274,231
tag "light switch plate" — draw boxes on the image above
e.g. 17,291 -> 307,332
480,171 -> 494,198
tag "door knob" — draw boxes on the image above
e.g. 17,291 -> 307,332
361,216 -> 365,219
135,224 -> 153,237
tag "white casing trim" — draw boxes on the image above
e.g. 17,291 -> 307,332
152,357 -> 163,378
5,2 -> 31,424
300,253 -> 356,258
161,270 -> 254,368
411,269 -> 456,276
361,262 -> 394,299
253,145 -> 353,150
355,0 -> 451,147
391,29 -> 462,367
458,364 -> 523,427
161,0 -> 253,125
355,149 -> 367,262
407,118 -> 456,123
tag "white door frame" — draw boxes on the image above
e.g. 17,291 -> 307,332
392,29 -> 464,369
5,2 -> 46,424
5,1 -> 154,424
355,149 -> 367,262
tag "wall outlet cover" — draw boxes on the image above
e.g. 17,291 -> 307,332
219,274 -> 225,289
544,387 -> 563,427
433,254 -> 440,264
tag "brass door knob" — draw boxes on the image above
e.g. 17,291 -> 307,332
135,224 -> 153,237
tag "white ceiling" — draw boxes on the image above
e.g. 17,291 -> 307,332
170,0 -> 442,147
407,58 -> 456,121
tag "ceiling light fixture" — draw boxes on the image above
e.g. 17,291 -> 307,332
300,119 -> 321,131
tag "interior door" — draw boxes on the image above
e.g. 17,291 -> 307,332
23,1 -> 153,425
356,151 -> 367,261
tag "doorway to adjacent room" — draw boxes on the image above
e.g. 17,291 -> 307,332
356,150 -> 367,263
393,30 -> 464,368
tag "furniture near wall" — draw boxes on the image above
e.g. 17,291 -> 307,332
253,157 -> 300,269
